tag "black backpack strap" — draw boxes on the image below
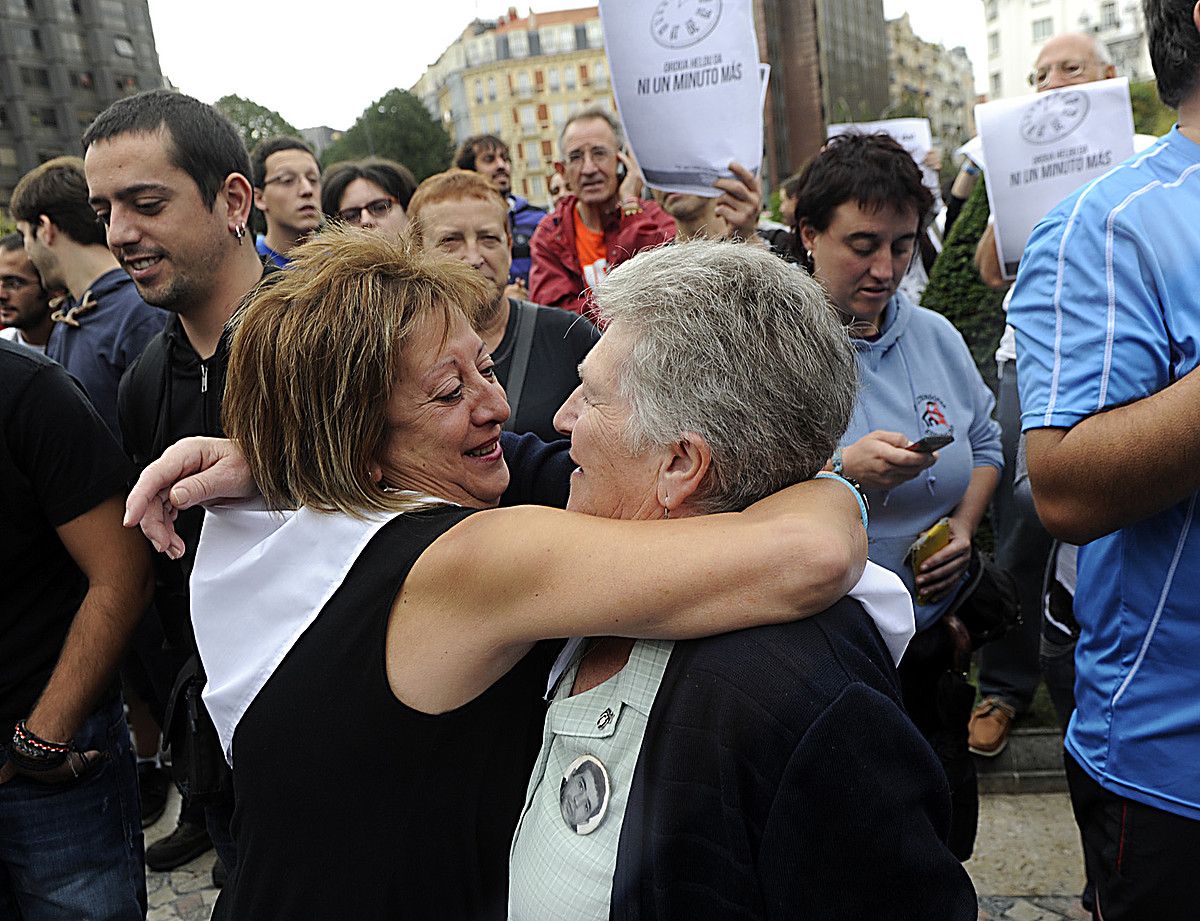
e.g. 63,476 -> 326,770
502,300 -> 538,432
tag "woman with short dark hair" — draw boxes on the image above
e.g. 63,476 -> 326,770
320,158 -> 417,237
794,132 -> 1003,861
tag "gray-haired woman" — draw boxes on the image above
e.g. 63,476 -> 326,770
506,240 -> 976,920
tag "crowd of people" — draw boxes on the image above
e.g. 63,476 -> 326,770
1,1 -> 1199,919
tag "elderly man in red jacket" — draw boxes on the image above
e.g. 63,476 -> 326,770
529,108 -> 675,322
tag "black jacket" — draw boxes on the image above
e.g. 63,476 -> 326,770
611,599 -> 978,921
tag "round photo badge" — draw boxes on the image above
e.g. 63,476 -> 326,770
559,754 -> 611,836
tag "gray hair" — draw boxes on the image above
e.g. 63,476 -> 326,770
594,239 -> 858,515
558,106 -> 624,155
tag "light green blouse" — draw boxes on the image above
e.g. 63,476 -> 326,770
508,639 -> 673,920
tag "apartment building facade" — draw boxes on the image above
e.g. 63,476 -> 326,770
888,12 -> 977,151
0,0 -> 164,208
411,6 -> 615,207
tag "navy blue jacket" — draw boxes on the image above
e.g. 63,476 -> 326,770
611,602 -> 978,920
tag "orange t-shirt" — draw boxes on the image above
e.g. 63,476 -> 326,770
572,208 -> 609,291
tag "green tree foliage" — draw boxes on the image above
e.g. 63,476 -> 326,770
320,89 -> 453,181
921,177 -> 1007,391
215,95 -> 302,152
1129,79 -> 1176,137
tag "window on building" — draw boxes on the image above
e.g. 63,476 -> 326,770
491,112 -> 502,133
5,0 -> 30,19
0,107 -> 8,129
12,27 -> 42,52
557,25 -> 576,53
593,60 -> 608,85
487,77 -> 497,101
100,0 -> 126,27
70,70 -> 94,90
60,32 -> 85,54
586,20 -> 603,49
517,71 -> 532,96
551,103 -> 566,124
541,27 -> 558,55
474,80 -> 484,104
990,71 -> 1002,98
115,73 -> 139,93
113,35 -> 136,58
510,30 -> 528,58
529,174 -> 544,199
988,32 -> 999,58
20,66 -> 51,89
1032,18 -> 1054,42
0,148 -> 18,169
519,105 -> 536,131
565,67 -> 577,91
541,139 -> 553,157
536,103 -> 548,122
31,107 -> 59,129
52,0 -> 77,17
548,68 -> 560,93
1101,1 -> 1119,28
77,109 -> 97,128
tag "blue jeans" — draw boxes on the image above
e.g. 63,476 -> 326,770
0,695 -> 146,921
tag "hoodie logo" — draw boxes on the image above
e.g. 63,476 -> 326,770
916,394 -> 954,438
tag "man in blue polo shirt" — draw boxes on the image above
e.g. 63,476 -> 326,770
1009,2 -> 1200,916
11,156 -> 167,440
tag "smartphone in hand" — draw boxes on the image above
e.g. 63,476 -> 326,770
906,434 -> 954,453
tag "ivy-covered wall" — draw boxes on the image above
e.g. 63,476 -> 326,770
921,178 -> 1008,391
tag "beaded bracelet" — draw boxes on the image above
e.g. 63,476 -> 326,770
8,720 -> 71,773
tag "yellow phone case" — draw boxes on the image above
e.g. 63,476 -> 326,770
905,517 -> 952,605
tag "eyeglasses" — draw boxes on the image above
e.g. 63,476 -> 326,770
263,171 -> 321,189
336,197 -> 398,225
565,145 -> 616,166
0,275 -> 35,292
1028,60 -> 1096,87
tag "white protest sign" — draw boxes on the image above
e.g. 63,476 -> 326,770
977,78 -> 1135,279
600,0 -> 763,197
827,118 -> 943,209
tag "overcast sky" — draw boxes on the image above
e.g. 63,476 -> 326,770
146,1 -> 989,130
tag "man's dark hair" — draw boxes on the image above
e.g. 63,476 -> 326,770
781,172 -> 803,200
82,89 -> 251,210
10,156 -> 107,247
791,133 -> 935,243
1144,0 -> 1200,108
250,136 -> 318,189
320,158 -> 419,218
454,135 -> 509,172
0,231 -> 25,252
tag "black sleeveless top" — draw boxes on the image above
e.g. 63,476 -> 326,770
214,506 -> 558,920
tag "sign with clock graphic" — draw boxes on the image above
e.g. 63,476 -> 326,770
599,0 -> 764,196
650,0 -> 723,49
975,78 -> 1135,279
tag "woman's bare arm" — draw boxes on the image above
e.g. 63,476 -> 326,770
391,479 -> 866,712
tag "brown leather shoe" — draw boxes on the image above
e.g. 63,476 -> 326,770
968,697 -> 1016,757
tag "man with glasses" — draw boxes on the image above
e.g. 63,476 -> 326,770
250,137 -> 322,269
9,156 -> 167,440
529,108 -> 674,321
966,31 -> 1138,767
0,232 -> 53,353
454,134 -> 547,293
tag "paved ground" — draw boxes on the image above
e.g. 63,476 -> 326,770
146,789 -> 1089,920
